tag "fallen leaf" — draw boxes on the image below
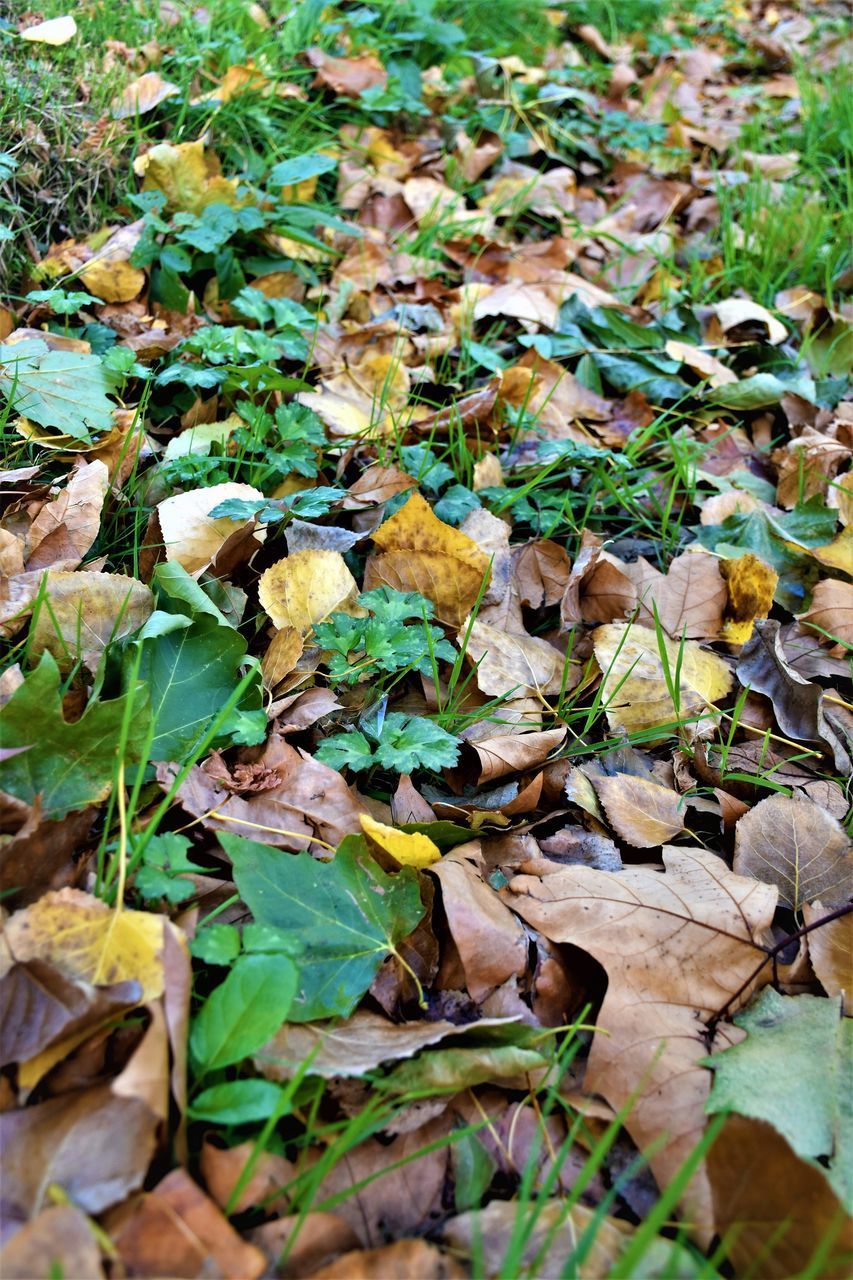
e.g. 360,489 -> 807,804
248,1213 -> 359,1278
803,901 -> 852,1014
459,616 -> 567,697
798,578 -> 853,646
258,549 -> 363,634
111,70 -> 180,118
20,15 -> 76,44
593,622 -> 733,735
157,482 -> 264,576
431,848 -> 528,1002
720,553 -> 778,643
706,987 -> 852,1210
309,1239 -> 464,1279
732,792 -> 851,910
708,1115 -> 853,1280
365,493 -> 490,627
713,298 -> 787,345
0,1204 -> 104,1280
134,140 -> 241,214
307,47 -> 388,97
461,727 -> 567,784
590,773 -> 686,848
28,571 -> 153,671
0,960 -> 139,1067
504,847 -> 777,1234
664,339 -> 737,387
297,356 -> 411,438
24,458 -> 109,571
512,539 -> 571,608
360,814 -> 441,868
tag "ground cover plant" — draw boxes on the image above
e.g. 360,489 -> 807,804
0,0 -> 851,1276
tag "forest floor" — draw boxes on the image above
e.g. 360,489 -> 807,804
1,1 -> 852,1278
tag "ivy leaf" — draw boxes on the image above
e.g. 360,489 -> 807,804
190,952 -> 298,1072
225,833 -> 425,1021
0,339 -> 115,443
0,653 -> 149,819
371,712 -> 459,773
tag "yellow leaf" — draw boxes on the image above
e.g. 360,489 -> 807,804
364,492 -> 491,627
28,571 -> 154,672
593,622 -> 732,735
134,140 -> 241,215
157,482 -> 265,576
297,354 -> 411,439
5,889 -> 167,999
80,256 -> 146,304
719,553 -> 778,644
808,526 -> 853,576
111,71 -> 179,119
258,549 -> 363,634
20,15 -> 76,44
360,814 -> 441,868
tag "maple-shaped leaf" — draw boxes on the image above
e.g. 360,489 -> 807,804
0,338 -> 115,443
0,653 -> 150,819
372,712 -> 459,773
224,833 -> 425,1021
504,847 -> 777,1236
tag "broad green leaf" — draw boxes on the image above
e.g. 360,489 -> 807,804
190,1078 -> 287,1125
0,339 -> 115,443
269,152 -> 338,187
706,988 -> 852,1211
711,372 -> 815,409
0,653 -> 149,819
133,612 -> 264,761
225,833 -> 425,1021
314,730 -> 375,772
189,923 -> 241,966
190,952 -> 297,1072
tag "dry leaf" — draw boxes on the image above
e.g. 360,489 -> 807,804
798,578 -> 853,646
505,847 -> 777,1235
111,71 -> 179,119
462,727 -> 567,784
258,549 -> 363,634
431,848 -> 528,1002
20,15 -> 76,44
0,1204 -> 104,1280
593,622 -> 733,735
310,1239 -> 464,1279
249,1213 -> 359,1279
307,47 -> 388,97
590,774 -> 686,848
297,356 -> 411,438
459,616 -> 567,698
632,551 -> 728,640
28,571 -> 153,671
360,814 -> 441,868
365,493 -> 490,627
713,298 -> 787,345
24,459 -> 109,571
664,339 -> 737,387
512,540 -> 571,608
732,792 -> 851,910
0,960 -> 139,1067
803,901 -> 852,1014
720,553 -> 778,643
708,1115 -> 853,1279
157,482 -> 264,575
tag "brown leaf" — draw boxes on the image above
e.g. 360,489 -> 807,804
461,727 -> 567,785
0,796 -> 95,906
802,901 -> 852,1014
161,737 -> 367,852
0,1085 -> 158,1221
459,617 -> 569,698
310,1239 -> 465,1279
248,1213 -> 360,1279
111,70 -> 180,119
106,1168 -> 266,1279
500,351 -> 611,435
504,848 -> 777,1235
343,464 -> 416,509
0,960 -> 139,1067
307,47 -> 388,96
24,459 -> 109,572
512,539 -> 571,608
365,492 -> 490,627
736,621 -> 849,771
0,1204 -> 104,1279
28,571 -> 153,671
256,1009 -> 518,1080
431,847 -> 528,1002
798,578 -> 853,646
590,774 -> 686,848
733,793 -> 851,911
708,1115 -> 853,1279
200,1138 -> 292,1214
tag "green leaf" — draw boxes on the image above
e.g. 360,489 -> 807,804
269,152 -> 338,187
189,923 -> 241,966
133,612 -> 264,761
0,339 -> 115,443
314,730 -> 375,772
705,988 -> 852,1211
134,832 -> 198,903
0,653 -> 149,820
434,484 -> 482,526
371,712 -> 459,773
225,833 -> 425,1021
190,1078 -> 287,1125
190,952 -> 298,1072
712,373 -> 815,409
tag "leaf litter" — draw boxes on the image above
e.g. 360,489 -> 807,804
0,1 -> 852,1277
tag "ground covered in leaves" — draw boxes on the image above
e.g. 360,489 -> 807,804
1,1 -> 852,1277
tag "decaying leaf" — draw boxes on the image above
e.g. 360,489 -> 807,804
28,571 -> 153,671
732,792 -> 851,910
365,493 -> 491,627
505,847 -> 777,1233
134,140 -> 241,214
720,553 -> 778,643
798,577 -> 853,646
156,483 -> 265,576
